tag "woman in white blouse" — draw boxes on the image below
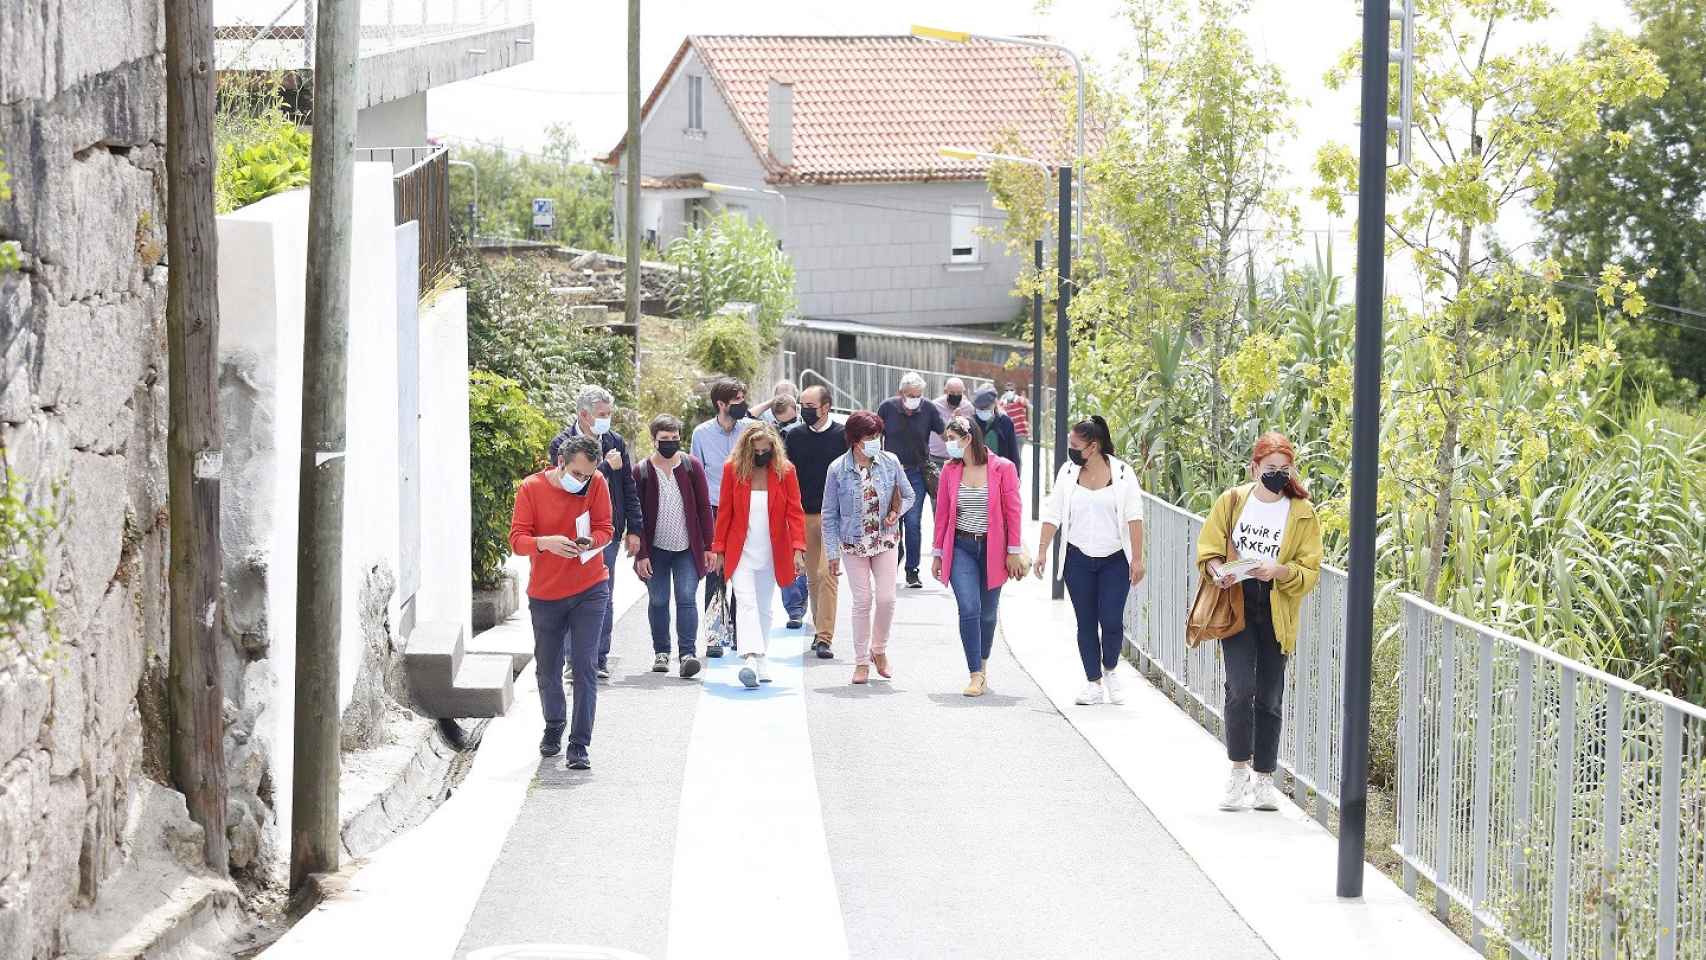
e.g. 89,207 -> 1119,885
1033,416 -> 1146,706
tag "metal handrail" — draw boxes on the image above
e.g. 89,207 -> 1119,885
796,368 -> 861,415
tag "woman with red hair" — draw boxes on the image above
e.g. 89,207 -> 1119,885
821,410 -> 915,684
1196,432 -> 1322,813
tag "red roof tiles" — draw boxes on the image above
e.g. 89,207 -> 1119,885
601,35 -> 1080,185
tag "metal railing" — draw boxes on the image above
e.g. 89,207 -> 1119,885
1398,594 -> 1706,959
1124,492 -> 1350,821
821,356 -> 1055,450
215,0 -> 534,69
358,145 -> 452,296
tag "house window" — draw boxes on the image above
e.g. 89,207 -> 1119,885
687,75 -> 704,131
950,204 -> 979,263
687,197 -> 708,231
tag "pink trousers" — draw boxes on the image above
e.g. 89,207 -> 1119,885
841,548 -> 897,665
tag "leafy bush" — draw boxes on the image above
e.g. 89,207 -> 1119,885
0,151 -> 18,272
214,74 -> 311,213
635,319 -> 708,456
1,467 -> 60,666
688,312 -> 759,385
664,213 -> 795,345
447,124 -> 613,250
459,250 -> 633,426
469,371 -> 553,589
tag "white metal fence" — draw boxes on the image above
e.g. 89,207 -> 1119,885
215,0 -> 534,69
1398,594 -> 1706,959
1124,492 -> 1350,821
815,357 -> 1057,450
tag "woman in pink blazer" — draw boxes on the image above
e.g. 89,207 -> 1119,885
931,416 -> 1027,697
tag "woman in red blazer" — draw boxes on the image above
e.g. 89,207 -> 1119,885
711,422 -> 807,689
931,417 -> 1027,697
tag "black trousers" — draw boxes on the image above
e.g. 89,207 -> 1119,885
1221,580 -> 1288,773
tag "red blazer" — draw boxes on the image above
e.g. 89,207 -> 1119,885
712,460 -> 807,587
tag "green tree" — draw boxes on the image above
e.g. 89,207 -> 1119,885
449,124 -> 614,250
1541,0 -> 1705,395
1313,0 -> 1667,601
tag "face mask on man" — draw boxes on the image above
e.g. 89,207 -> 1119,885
800,407 -> 821,427
945,392 -> 963,407
861,438 -> 882,458
560,470 -> 590,494
902,396 -> 921,411
727,401 -> 750,421
976,408 -> 994,423
656,440 -> 681,459
945,439 -> 965,459
775,415 -> 797,429
754,448 -> 775,467
1260,467 -> 1290,495
591,416 -> 611,435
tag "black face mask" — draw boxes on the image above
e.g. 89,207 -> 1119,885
1260,468 -> 1290,494
727,402 -> 749,421
656,440 -> 681,459
754,449 -> 774,467
945,393 -> 963,407
1067,447 -> 1087,467
775,417 -> 797,429
800,406 -> 821,427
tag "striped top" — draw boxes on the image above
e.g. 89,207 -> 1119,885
955,484 -> 989,534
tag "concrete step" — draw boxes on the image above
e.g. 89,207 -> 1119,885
406,619 -> 513,718
464,616 -> 535,675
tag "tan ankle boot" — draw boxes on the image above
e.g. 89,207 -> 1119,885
852,664 -> 870,684
873,652 -> 892,678
963,672 -> 986,697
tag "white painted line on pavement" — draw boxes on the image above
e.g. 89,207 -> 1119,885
996,565 -> 1478,960
666,618 -> 850,960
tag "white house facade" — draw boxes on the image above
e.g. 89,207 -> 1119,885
600,35 -> 1076,330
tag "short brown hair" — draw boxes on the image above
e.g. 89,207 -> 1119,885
649,413 -> 683,438
710,378 -> 746,408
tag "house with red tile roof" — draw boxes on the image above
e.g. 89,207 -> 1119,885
598,34 -> 1078,330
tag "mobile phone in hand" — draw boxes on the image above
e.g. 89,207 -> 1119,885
574,536 -> 593,548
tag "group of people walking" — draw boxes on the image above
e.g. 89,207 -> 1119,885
507,375 -> 1322,816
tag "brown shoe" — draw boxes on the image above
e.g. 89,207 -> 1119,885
963,672 -> 986,697
852,664 -> 870,684
873,653 -> 892,679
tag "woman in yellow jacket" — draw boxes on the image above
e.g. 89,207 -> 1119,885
1196,432 -> 1322,813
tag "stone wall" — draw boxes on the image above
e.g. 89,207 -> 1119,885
0,0 -> 179,956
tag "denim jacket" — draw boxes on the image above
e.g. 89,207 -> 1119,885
820,450 -> 916,562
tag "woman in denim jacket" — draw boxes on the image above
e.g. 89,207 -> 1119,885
820,410 -> 916,684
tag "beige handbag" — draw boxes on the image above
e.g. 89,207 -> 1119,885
1186,491 -> 1248,647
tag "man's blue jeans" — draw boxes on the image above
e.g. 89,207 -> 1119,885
530,581 -> 610,750
900,465 -> 926,574
948,534 -> 1002,672
645,547 -> 700,657
781,573 -> 808,621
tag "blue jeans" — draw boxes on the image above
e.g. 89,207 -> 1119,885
781,573 -> 808,620
597,539 -> 621,669
899,466 -> 926,574
948,534 -> 1002,673
645,547 -> 700,657
1062,546 -> 1130,682
529,581 -> 611,750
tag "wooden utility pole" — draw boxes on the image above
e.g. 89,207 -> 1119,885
164,0 -> 230,874
291,0 -> 358,894
624,0 -> 641,331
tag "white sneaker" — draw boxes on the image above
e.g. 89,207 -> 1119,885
1219,768 -> 1252,811
1104,669 -> 1126,705
738,655 -> 759,689
1075,680 -> 1106,706
1251,773 -> 1279,811
754,655 -> 772,684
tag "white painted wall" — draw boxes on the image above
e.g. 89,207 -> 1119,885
216,162 -> 446,876
357,92 -> 429,150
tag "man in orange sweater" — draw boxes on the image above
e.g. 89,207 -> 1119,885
509,433 -> 615,769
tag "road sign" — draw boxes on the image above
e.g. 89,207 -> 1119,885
531,198 -> 555,230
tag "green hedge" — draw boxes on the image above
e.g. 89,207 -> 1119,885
468,371 -> 553,589
688,313 -> 759,385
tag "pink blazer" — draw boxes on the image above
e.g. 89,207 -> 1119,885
932,455 -> 1024,589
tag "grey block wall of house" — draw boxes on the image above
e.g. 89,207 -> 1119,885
610,49 -> 1026,330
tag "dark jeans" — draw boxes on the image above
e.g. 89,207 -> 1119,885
645,547 -> 700,657
1222,581 -> 1288,773
781,572 -> 808,620
948,534 -> 1002,673
899,465 -> 926,574
596,539 -> 621,668
530,581 -> 611,751
1062,545 -> 1130,682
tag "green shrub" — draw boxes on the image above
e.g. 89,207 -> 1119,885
664,213 -> 795,345
0,467 -> 59,665
459,250 -> 633,426
469,371 -> 553,589
215,120 -> 311,213
0,152 -> 18,272
688,313 -> 759,386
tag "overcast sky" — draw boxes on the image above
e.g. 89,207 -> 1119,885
428,0 -> 1636,242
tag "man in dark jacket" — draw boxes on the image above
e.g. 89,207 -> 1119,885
970,385 -> 1021,474
550,384 -> 643,678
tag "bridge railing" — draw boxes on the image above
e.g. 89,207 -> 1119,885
1398,594 -> 1706,959
1124,492 -> 1350,823
821,356 -> 1056,450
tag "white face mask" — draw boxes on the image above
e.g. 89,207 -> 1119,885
945,439 -> 965,459
861,439 -> 882,458
591,416 -> 611,435
976,408 -> 994,422
560,471 -> 590,494
901,396 -> 921,411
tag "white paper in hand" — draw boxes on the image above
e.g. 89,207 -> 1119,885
1220,558 -> 1262,582
575,512 -> 595,564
